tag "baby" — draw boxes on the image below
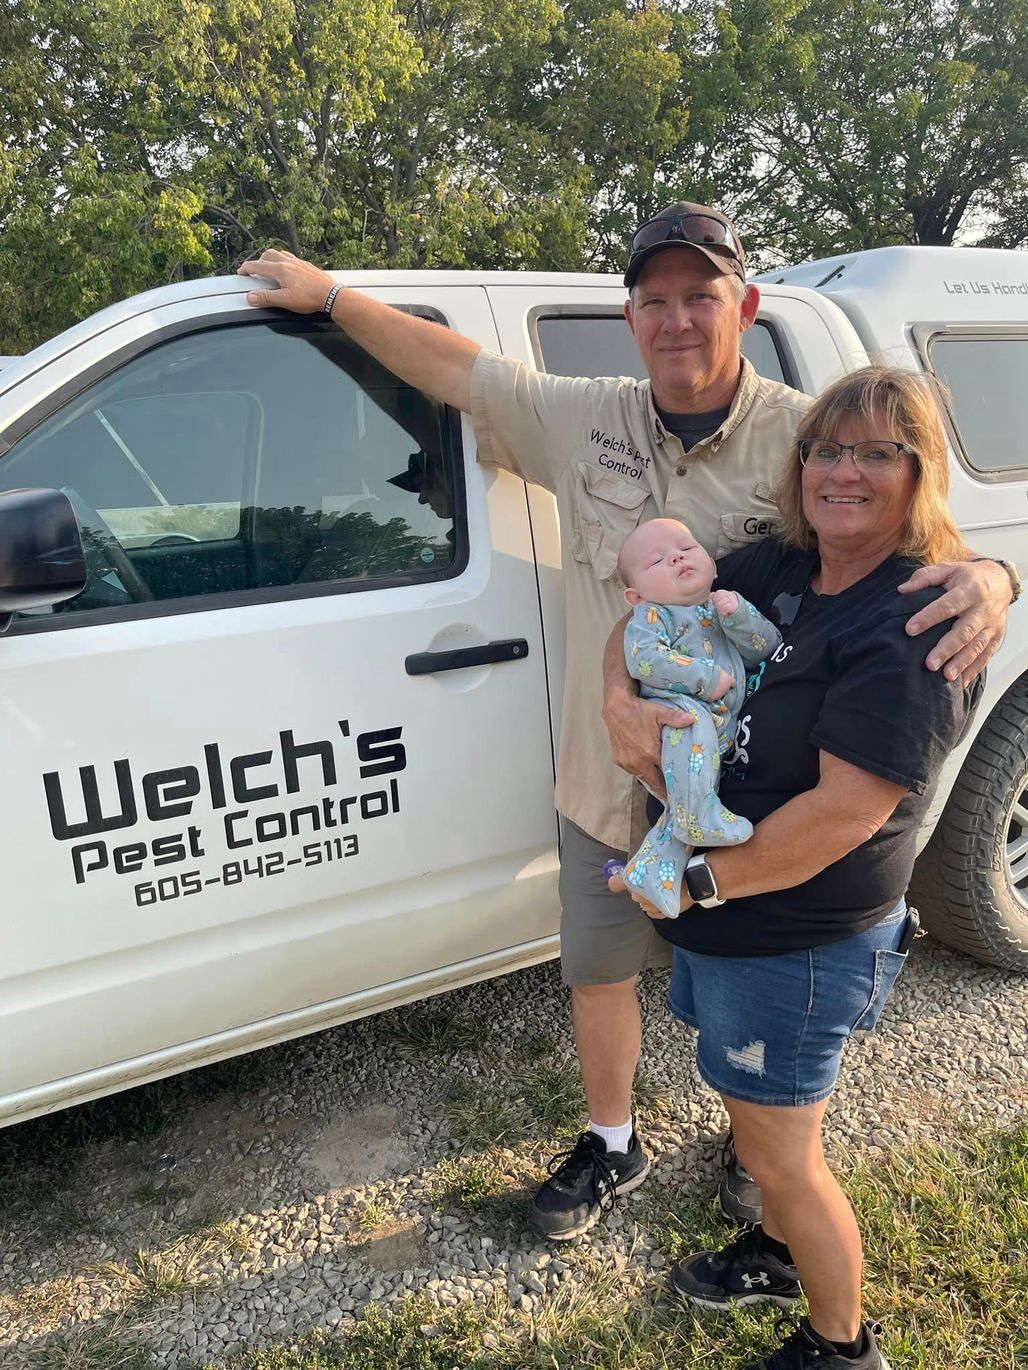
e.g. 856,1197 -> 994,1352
616,518 -> 782,918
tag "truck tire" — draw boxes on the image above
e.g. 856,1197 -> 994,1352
909,675 -> 1028,971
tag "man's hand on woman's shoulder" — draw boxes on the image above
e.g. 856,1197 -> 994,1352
899,559 -> 1012,686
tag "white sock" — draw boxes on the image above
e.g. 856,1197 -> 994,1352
588,1119 -> 633,1153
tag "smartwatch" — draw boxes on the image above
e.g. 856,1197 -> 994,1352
684,854 -> 726,908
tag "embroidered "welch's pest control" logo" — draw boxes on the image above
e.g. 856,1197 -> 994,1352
589,427 -> 652,478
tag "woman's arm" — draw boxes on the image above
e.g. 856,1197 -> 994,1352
704,752 -> 906,902
612,751 -> 906,916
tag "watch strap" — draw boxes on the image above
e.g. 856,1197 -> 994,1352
997,558 -> 1023,604
971,556 -> 1022,604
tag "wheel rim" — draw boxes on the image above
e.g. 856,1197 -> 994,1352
1006,778 -> 1028,910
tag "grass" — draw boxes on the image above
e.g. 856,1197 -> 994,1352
424,1150 -> 540,1237
517,1029 -> 559,1062
517,1058 -> 587,1136
848,1125 -> 1028,1367
19,1312 -> 157,1369
198,1298 -> 488,1369
0,1274 -> 73,1324
130,1180 -> 195,1210
439,1051 -> 672,1154
380,1002 -> 486,1057
97,1221 -> 247,1308
350,1198 -> 394,1235
433,1054 -> 669,1238
426,1153 -> 509,1210
632,1068 -> 674,1118
196,1124 -> 1026,1370
441,1079 -> 531,1150
440,1055 -> 588,1151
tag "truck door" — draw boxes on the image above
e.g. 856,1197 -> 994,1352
0,285 -> 558,1119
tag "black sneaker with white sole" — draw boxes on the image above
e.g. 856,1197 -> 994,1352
719,1130 -> 764,1225
670,1226 -> 802,1309
746,1318 -> 892,1370
528,1128 -> 649,1241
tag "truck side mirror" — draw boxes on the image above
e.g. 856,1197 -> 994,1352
0,488 -> 88,634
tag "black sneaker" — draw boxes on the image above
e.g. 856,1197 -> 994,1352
719,1129 -> 764,1225
528,1128 -> 649,1240
670,1226 -> 802,1309
747,1318 -> 892,1369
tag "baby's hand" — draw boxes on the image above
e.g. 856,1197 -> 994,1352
710,668 -> 735,700
711,589 -> 739,616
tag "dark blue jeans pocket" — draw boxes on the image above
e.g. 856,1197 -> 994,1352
851,947 -> 908,1034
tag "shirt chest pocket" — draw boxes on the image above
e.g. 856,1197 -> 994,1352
570,462 -> 652,582
715,483 -> 783,558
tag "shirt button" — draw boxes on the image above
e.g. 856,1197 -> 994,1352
676,465 -> 687,476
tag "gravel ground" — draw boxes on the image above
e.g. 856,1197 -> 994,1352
1,933 -> 1026,1366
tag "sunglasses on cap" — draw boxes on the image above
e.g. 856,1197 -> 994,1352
631,211 -> 744,262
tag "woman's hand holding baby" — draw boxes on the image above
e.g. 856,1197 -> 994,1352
608,867 -> 695,919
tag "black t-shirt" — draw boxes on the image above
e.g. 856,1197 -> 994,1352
655,402 -> 732,452
656,538 -> 980,957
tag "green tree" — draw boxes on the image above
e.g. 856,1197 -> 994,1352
0,0 -> 420,350
0,1 -> 216,350
721,0 -> 1028,264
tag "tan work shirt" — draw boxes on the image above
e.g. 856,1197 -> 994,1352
470,350 -> 811,852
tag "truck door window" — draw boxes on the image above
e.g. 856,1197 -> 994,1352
534,313 -> 790,385
926,336 -> 1028,475
0,318 -> 463,624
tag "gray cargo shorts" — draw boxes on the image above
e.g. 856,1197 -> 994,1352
558,818 -> 673,987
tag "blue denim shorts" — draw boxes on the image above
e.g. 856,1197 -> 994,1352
666,902 -> 911,1107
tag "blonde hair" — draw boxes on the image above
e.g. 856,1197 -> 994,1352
775,366 -> 967,566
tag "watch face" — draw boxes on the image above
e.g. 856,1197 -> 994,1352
686,859 -> 717,902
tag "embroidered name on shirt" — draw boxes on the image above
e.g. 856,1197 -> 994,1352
589,428 -> 651,477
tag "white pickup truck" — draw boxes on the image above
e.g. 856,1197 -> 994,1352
1,245 -> 1025,1130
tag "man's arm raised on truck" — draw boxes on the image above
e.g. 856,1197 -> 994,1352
240,250 -> 480,413
240,249 -> 605,499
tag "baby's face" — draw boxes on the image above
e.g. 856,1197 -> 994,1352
622,519 -> 716,606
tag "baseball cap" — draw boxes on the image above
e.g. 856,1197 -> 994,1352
624,201 -> 747,288
387,450 -> 429,493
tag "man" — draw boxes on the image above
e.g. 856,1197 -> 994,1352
239,203 -> 1011,1241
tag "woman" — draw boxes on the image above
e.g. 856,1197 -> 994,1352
612,366 -> 979,1370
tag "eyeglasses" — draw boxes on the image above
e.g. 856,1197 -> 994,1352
631,212 -> 743,262
798,439 -> 917,471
